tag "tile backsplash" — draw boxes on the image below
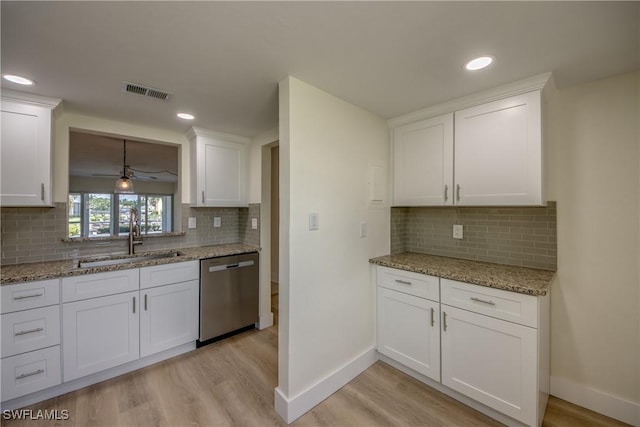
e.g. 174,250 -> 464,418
1,203 -> 261,265
391,202 -> 557,270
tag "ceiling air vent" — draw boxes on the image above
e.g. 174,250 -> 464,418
121,81 -> 170,101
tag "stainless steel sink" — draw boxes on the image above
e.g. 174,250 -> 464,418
77,251 -> 181,268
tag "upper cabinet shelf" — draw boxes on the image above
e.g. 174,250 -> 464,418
187,127 -> 250,207
391,73 -> 552,207
1,90 -> 61,207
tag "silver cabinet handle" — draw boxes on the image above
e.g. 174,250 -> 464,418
456,184 -> 461,202
13,293 -> 44,300
15,327 -> 44,337
395,279 -> 412,285
144,294 -> 148,311
133,296 -> 136,314
470,297 -> 496,306
430,307 -> 435,327
202,191 -> 205,204
16,369 -> 44,380
41,183 -> 45,201
444,185 -> 448,202
442,311 -> 448,331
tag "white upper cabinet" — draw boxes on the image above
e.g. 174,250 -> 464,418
393,113 -> 454,206
454,91 -> 543,205
390,73 -> 550,207
188,127 -> 249,207
1,91 -> 61,207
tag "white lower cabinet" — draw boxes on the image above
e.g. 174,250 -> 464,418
140,280 -> 199,358
441,305 -> 538,425
62,290 -> 140,381
1,346 -> 61,401
377,287 -> 440,381
376,267 -> 549,427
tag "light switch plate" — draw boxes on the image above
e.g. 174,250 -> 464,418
214,217 -> 221,228
188,217 -> 196,229
453,224 -> 464,239
251,218 -> 258,229
360,221 -> 367,238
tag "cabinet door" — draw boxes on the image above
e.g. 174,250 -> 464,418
454,91 -> 543,205
377,287 -> 440,381
0,100 -> 52,206
197,137 -> 247,207
62,291 -> 139,381
441,305 -> 537,425
393,113 -> 453,206
140,280 -> 198,358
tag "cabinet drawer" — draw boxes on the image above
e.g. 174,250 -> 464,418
140,261 -> 198,289
1,345 -> 61,401
62,269 -> 139,302
441,279 -> 538,328
376,266 -> 439,301
1,305 -> 60,358
1,279 -> 60,314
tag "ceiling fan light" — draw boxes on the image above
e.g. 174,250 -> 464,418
114,176 -> 135,194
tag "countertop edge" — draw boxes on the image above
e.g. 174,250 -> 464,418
1,243 -> 260,285
370,254 -> 555,297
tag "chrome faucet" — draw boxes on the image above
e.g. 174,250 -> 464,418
128,208 -> 143,255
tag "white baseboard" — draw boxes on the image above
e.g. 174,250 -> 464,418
550,375 -> 640,426
274,347 -> 376,423
258,312 -> 274,329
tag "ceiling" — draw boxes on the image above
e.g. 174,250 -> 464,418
2,2 -> 638,138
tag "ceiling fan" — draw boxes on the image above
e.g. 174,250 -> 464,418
91,139 -> 161,181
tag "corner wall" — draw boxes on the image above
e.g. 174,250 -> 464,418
546,71 -> 639,424
276,76 -> 390,422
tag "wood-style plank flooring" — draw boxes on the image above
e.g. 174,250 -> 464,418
3,284 -> 629,427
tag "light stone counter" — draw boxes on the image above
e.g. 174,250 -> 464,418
0,243 -> 259,285
370,252 -> 555,296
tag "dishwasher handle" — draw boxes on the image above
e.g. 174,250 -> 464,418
208,260 -> 254,273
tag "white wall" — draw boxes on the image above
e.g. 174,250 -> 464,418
276,76 -> 390,422
546,71 -> 639,424
53,112 -> 190,203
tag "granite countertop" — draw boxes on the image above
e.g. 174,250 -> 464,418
0,243 -> 259,285
369,252 -> 555,296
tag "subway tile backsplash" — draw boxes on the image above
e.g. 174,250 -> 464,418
1,203 -> 260,265
391,202 -> 557,270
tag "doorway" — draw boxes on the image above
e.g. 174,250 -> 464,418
270,145 -> 279,323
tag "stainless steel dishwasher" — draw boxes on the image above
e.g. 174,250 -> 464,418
198,252 -> 259,346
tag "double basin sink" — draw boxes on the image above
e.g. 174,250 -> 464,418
77,251 -> 183,268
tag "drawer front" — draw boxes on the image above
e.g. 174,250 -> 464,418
1,305 -> 61,358
62,269 -> 139,302
377,266 -> 439,301
1,346 -> 61,401
1,279 -> 60,314
140,261 -> 198,289
441,279 -> 538,328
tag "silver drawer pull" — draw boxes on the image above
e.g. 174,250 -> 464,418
16,369 -> 44,380
15,327 -> 44,336
395,279 -> 412,285
430,307 -> 435,327
442,311 -> 448,331
470,297 -> 496,306
13,293 -> 44,300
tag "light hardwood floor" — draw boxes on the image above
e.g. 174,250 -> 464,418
3,287 -> 629,427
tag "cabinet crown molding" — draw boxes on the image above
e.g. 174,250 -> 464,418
186,127 -> 251,145
1,89 -> 62,109
389,72 -> 553,127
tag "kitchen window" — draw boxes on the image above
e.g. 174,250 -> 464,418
68,193 -> 173,238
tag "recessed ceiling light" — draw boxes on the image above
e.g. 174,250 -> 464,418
177,113 -> 195,120
465,56 -> 494,71
3,74 -> 35,85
